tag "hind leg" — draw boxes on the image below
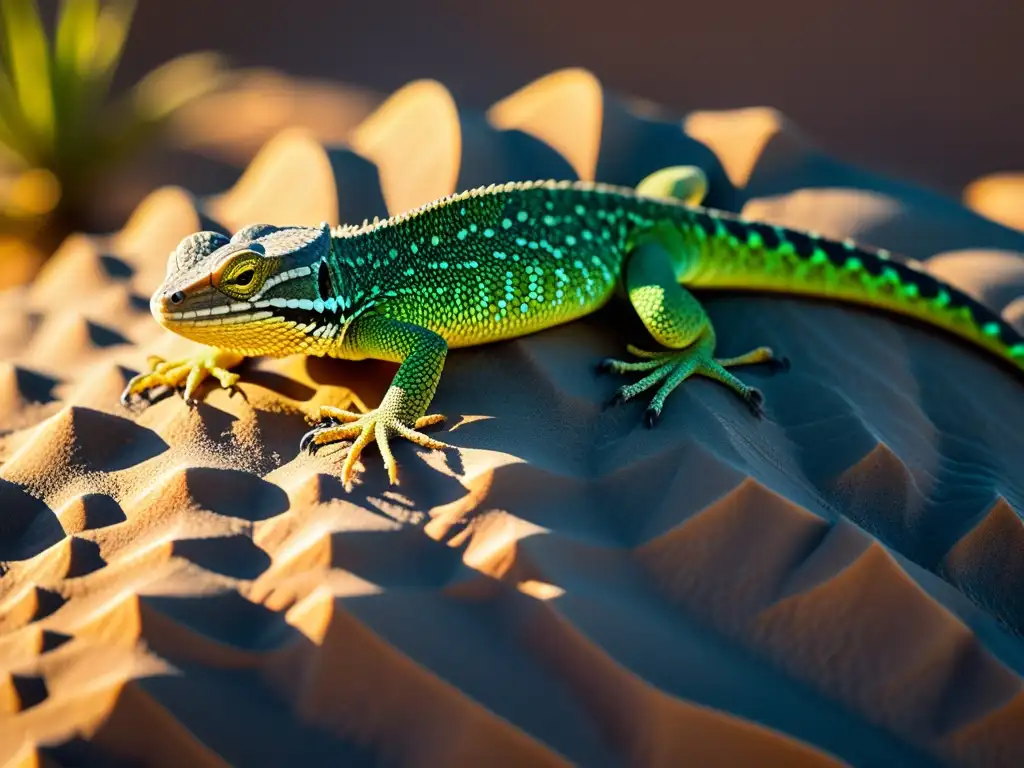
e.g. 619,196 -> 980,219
600,233 -> 786,425
635,165 -> 709,206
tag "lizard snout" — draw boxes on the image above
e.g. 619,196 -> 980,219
151,288 -> 187,320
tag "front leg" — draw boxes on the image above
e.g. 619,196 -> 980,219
121,347 -> 246,406
600,234 -> 787,425
300,314 -> 452,486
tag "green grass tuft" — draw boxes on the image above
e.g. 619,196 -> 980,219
0,0 -> 229,259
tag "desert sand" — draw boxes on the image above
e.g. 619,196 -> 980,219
1,68 -> 1024,766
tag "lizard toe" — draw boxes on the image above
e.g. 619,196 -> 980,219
119,349 -> 245,409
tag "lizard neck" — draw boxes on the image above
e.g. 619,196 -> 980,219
313,234 -> 381,357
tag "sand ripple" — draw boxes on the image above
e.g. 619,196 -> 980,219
1,68 -> 1024,766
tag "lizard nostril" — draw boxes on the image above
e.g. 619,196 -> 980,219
169,291 -> 185,305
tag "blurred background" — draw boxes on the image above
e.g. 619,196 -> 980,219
2,0 -> 1022,285
113,0 -> 1024,193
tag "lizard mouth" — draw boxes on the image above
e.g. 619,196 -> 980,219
156,295 -> 350,345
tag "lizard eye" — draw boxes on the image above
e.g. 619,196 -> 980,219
214,251 -> 276,300
233,268 -> 255,286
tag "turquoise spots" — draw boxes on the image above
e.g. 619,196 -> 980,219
329,179 -> 633,342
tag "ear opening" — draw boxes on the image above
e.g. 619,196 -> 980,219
317,260 -> 334,301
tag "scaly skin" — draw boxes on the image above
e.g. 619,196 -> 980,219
123,167 -> 1024,485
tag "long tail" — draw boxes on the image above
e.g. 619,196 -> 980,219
674,206 -> 1024,375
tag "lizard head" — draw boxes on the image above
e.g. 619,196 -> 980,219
150,222 -> 347,355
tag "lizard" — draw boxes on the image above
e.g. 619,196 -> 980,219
121,165 -> 1024,486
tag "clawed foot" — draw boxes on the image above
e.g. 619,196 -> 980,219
120,349 -> 245,407
300,405 -> 451,486
599,342 -> 786,425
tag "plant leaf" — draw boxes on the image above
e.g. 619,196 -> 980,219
130,51 -> 228,124
55,0 -> 100,77
91,51 -> 228,176
0,0 -> 55,156
91,0 -> 135,80
53,0 -> 100,165
0,68 -> 34,163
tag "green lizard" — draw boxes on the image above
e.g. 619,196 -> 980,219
121,166 -> 1024,485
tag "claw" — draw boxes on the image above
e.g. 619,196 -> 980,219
644,407 -> 661,428
745,388 -> 766,418
300,427 -> 337,455
606,389 -> 627,408
120,379 -> 158,409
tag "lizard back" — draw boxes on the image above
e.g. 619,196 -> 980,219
329,180 -> 674,348
329,180 -> 1024,372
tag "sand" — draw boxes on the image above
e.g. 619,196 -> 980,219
1,67 -> 1024,766
965,173 -> 1024,235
